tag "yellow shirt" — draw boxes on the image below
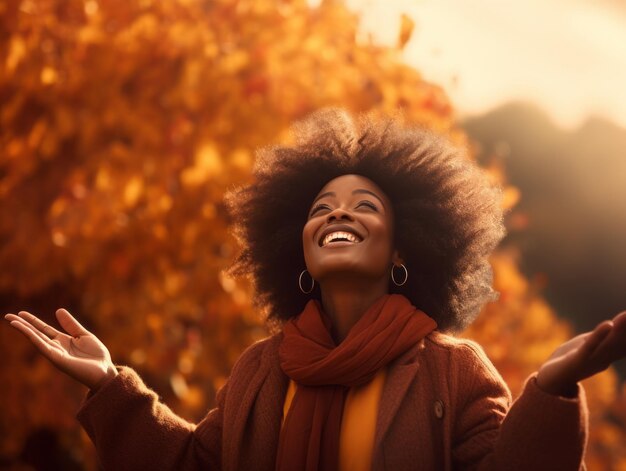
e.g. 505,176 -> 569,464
282,369 -> 387,471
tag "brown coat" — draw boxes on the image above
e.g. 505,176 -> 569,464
77,331 -> 588,471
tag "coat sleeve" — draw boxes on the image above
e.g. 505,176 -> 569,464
451,341 -> 588,471
76,366 -> 226,471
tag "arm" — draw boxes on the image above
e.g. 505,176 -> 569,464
76,366 -> 224,470
4,309 -> 223,470
452,343 -> 587,471
453,310 -> 626,471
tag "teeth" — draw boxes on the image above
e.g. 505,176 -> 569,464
322,231 -> 361,246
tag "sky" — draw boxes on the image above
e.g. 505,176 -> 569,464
343,0 -> 626,129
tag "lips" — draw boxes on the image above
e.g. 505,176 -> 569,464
318,225 -> 364,247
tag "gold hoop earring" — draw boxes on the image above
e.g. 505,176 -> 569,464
391,264 -> 408,287
299,270 -> 315,294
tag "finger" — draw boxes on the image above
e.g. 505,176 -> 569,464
9,316 -> 58,346
611,311 -> 626,333
16,311 -> 63,339
55,309 -> 90,337
591,314 -> 626,364
577,320 -> 613,360
7,315 -> 56,345
8,319 -> 65,359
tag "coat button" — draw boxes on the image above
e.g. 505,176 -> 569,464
434,400 -> 444,419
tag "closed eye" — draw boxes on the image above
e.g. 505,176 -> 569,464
356,200 -> 379,211
309,203 -> 331,217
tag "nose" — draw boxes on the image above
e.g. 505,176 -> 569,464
326,207 -> 354,223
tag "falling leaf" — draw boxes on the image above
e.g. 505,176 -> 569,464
397,14 -> 414,50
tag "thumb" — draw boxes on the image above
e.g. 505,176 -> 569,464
55,308 -> 90,337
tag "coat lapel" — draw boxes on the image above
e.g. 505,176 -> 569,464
374,340 -> 425,451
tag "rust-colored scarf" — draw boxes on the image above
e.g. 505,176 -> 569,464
276,294 -> 437,471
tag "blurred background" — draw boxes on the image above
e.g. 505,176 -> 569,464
0,0 -> 624,469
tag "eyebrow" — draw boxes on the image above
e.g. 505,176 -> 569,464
312,189 -> 386,208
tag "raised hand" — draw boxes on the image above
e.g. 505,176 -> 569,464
536,310 -> 626,396
4,309 -> 118,390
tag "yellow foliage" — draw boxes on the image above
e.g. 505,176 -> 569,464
181,144 -> 223,188
0,0 -> 623,468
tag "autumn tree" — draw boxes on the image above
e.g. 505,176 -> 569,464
0,0 -> 624,468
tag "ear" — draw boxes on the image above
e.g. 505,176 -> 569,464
391,249 -> 404,266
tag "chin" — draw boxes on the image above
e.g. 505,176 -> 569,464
312,264 -> 385,283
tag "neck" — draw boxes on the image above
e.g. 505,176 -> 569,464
319,276 -> 389,344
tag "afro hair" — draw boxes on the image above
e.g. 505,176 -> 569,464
227,108 -> 505,332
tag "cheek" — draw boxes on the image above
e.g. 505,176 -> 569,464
383,214 -> 395,251
369,217 -> 394,249
301,221 -> 317,254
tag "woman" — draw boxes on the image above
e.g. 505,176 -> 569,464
5,109 -> 626,470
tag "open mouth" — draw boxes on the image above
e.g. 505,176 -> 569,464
320,231 -> 363,247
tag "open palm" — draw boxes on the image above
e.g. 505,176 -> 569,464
537,311 -> 626,396
4,309 -> 117,390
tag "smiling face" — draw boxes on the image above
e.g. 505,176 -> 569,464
302,174 -> 401,285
